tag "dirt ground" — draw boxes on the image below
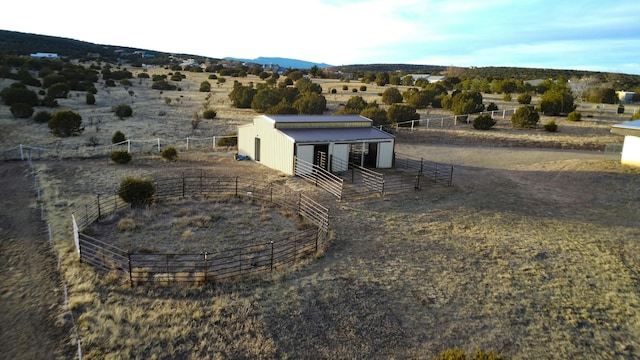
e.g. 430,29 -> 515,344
11,139 -> 638,359
0,162 -> 74,359
2,67 -> 640,358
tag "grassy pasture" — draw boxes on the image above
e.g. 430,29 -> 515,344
2,66 -> 640,359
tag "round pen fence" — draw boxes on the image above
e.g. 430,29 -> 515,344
71,171 -> 330,286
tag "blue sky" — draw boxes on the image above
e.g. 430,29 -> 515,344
4,0 -> 640,74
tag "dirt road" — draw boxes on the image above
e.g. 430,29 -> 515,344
0,162 -> 73,359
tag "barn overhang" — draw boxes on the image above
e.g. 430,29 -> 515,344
611,120 -> 640,137
277,127 -> 394,144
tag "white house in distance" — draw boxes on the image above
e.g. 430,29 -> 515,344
237,115 -> 395,175
616,91 -> 636,104
611,119 -> 640,167
30,52 -> 58,59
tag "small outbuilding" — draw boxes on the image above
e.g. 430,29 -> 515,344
237,115 -> 395,175
611,119 -> 640,167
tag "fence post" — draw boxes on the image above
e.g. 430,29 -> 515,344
270,241 -> 274,271
203,252 -> 208,282
420,158 -> 424,176
186,137 -> 190,151
127,140 -> 131,153
97,194 -> 101,221
127,252 -> 133,287
449,166 -> 454,186
411,120 -> 415,131
157,138 -> 161,152
212,136 -> 216,149
454,115 -> 457,126
415,174 -> 421,190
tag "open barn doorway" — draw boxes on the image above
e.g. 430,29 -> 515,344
314,144 -> 329,170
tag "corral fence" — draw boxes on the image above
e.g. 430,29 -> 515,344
71,171 -> 330,286
604,143 -> 623,161
394,152 -> 454,187
2,135 -> 237,161
394,107 -> 519,131
294,156 -> 344,200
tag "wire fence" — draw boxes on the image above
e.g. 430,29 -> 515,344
26,158 -> 83,359
2,135 -> 238,161
394,107 -> 520,131
71,171 -> 330,286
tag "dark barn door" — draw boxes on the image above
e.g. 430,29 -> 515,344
254,138 -> 261,161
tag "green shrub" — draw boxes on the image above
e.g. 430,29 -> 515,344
118,177 -> 155,207
86,92 -> 96,105
34,111 -> 52,123
202,109 -> 217,119
199,81 -> 211,92
217,133 -> 238,147
517,93 -> 532,104
161,146 -> 178,161
10,103 -> 34,118
632,109 -> 640,120
360,85 -> 367,91
472,114 -> 496,130
112,131 -> 126,144
510,105 -> 539,128
137,72 -> 150,79
502,93 -> 512,102
544,120 -> 558,132
111,150 -> 132,164
617,104 -> 625,114
114,104 -> 133,119
342,85 -> 348,91
486,102 -> 499,111
49,110 -> 83,137
567,110 -> 581,122
0,84 -> 38,106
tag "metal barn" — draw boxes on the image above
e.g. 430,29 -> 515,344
237,115 -> 395,175
612,119 -> 640,167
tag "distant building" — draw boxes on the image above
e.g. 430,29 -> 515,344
30,52 -> 58,59
611,120 -> 640,167
616,91 -> 635,104
408,74 -> 445,83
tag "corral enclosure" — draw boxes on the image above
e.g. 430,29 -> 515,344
2,63 -> 640,359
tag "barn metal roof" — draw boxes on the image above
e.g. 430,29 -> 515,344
263,114 -> 372,124
278,127 -> 394,143
611,120 -> 640,136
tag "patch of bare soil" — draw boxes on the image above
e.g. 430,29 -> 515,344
0,162 -> 74,359
260,153 -> 640,359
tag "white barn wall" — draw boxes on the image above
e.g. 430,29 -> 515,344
621,135 -> 640,167
330,144 -> 349,172
376,141 -> 394,168
237,124 -> 255,158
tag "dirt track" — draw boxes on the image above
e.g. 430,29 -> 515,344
0,162 -> 74,359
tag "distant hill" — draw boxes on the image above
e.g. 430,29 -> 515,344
224,56 -> 332,69
1,29 -> 639,88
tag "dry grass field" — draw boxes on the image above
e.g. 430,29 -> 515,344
2,65 -> 640,359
